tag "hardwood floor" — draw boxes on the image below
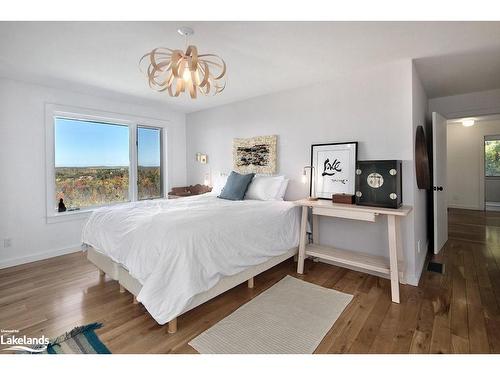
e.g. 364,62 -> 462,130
1,208 -> 500,353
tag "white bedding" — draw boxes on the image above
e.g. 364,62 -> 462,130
82,194 -> 300,324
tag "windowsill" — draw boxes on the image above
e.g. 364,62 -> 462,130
46,197 -> 166,224
46,209 -> 93,224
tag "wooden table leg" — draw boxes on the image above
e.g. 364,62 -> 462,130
387,215 -> 400,303
312,214 -> 319,244
395,213 -> 406,284
297,206 -> 308,274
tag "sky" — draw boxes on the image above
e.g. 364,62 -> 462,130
55,118 -> 161,167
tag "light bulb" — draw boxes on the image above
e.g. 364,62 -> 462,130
462,118 -> 475,127
301,173 -> 307,184
183,66 -> 191,82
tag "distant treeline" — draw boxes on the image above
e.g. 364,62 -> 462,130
55,166 -> 161,210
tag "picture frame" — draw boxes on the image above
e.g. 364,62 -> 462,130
310,142 -> 358,199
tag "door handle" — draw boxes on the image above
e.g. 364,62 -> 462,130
433,186 -> 443,191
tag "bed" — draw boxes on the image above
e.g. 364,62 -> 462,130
82,194 -> 300,333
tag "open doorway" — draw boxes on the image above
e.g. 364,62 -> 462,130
447,114 -> 500,212
430,113 -> 500,254
485,135 -> 500,211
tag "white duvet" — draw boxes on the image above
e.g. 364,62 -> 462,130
82,194 -> 300,324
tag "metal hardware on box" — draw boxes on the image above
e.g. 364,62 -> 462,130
355,160 -> 402,209
433,186 -> 443,191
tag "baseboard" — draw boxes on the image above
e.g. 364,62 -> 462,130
485,201 -> 500,207
0,244 -> 81,269
448,203 -> 481,210
486,202 -> 500,211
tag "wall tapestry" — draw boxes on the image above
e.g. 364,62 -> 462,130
311,142 -> 357,199
233,135 -> 277,174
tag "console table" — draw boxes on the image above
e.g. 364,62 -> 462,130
295,199 -> 412,303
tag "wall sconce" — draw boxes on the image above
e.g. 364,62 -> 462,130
302,166 -> 318,201
196,153 -> 208,164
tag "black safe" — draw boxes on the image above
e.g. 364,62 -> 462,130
355,160 -> 402,209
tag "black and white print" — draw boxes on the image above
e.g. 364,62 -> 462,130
311,142 -> 357,199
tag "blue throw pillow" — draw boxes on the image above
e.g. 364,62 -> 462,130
218,171 -> 255,200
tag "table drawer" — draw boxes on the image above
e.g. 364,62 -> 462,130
312,206 -> 377,222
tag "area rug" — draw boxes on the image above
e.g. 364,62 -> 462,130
44,322 -> 110,354
189,275 -> 353,354
13,323 -> 111,354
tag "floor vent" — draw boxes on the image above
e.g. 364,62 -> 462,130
427,261 -> 445,274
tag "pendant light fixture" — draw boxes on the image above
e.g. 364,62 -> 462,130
140,27 -> 226,99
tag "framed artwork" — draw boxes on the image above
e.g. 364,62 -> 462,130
233,135 -> 277,174
310,142 -> 358,199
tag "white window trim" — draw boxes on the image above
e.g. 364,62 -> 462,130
45,103 -> 169,224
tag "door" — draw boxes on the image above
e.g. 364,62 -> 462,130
432,112 -> 448,254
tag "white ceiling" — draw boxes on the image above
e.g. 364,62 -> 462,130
1,21 -> 500,113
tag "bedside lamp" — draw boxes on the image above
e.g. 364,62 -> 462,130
203,172 -> 211,186
302,166 -> 318,201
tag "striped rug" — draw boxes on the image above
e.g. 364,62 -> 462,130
17,323 -> 111,354
43,323 -> 110,354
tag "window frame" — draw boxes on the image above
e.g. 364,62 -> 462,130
45,104 -> 168,223
484,135 -> 500,178
137,125 -> 164,200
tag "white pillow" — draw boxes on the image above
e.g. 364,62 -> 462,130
276,178 -> 289,200
245,175 -> 285,201
208,174 -> 228,196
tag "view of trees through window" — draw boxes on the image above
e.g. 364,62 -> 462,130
54,117 -> 162,211
138,126 -> 162,200
485,139 -> 500,177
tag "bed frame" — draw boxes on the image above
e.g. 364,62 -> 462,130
86,246 -> 298,334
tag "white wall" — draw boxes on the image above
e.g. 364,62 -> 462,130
0,77 -> 186,268
447,119 -> 500,210
411,64 -> 430,283
186,60 -> 425,285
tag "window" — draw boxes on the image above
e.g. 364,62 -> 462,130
137,126 -> 163,200
47,105 -> 167,219
485,139 -> 500,177
55,118 -> 130,210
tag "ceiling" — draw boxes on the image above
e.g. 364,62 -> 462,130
1,21 -> 500,113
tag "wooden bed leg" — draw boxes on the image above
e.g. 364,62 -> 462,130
133,296 -> 139,304
119,284 -> 125,293
98,269 -> 105,277
168,318 -> 177,334
247,277 -> 254,289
